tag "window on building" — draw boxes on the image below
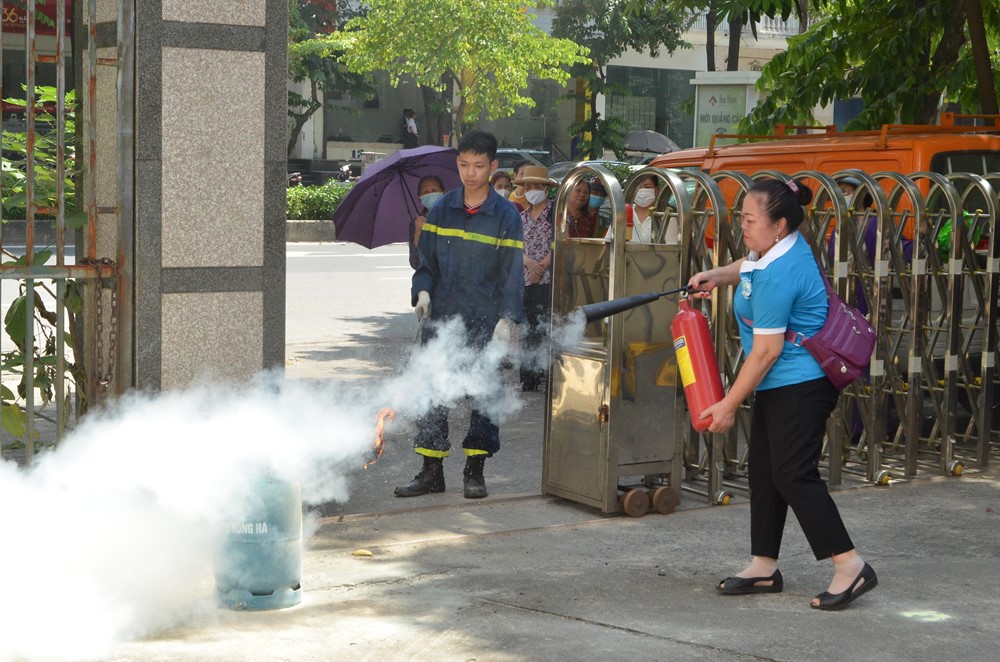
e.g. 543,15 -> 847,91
605,66 -> 696,150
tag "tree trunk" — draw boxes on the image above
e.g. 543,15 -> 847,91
916,6 -> 967,124
798,0 -> 808,33
726,18 -> 743,71
287,79 -> 322,158
419,84 -> 439,146
963,0 -> 999,115
705,2 -> 717,72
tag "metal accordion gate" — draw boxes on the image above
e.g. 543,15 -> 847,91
0,0 -> 133,465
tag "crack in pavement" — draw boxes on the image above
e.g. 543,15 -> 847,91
478,597 -> 779,662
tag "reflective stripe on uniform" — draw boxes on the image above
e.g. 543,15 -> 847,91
463,448 -> 490,457
423,223 -> 524,250
415,447 -> 450,458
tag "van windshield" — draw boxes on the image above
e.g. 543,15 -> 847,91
931,151 -> 1000,176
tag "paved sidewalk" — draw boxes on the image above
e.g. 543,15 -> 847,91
103,240 -> 1000,661
110,472 -> 999,661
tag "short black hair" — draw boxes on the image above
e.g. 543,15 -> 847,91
512,160 -> 532,175
748,178 -> 814,232
457,130 -> 498,162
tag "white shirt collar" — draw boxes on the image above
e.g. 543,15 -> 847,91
740,231 -> 799,273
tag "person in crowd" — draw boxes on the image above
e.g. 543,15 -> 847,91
589,178 -> 612,237
491,170 -> 518,209
688,178 -> 878,612
827,176 -> 912,315
400,130 -> 524,500
565,178 -> 597,238
627,174 -> 659,243
407,175 -> 445,270
509,160 -> 532,209
514,165 -> 557,391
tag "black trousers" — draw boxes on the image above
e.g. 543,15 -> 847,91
519,282 -> 551,390
749,377 -> 854,561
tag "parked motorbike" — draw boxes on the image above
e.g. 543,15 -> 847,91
337,163 -> 352,182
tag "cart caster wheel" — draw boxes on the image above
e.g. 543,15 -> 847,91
620,489 -> 650,517
651,486 -> 679,515
714,490 -> 732,505
875,470 -> 892,486
947,460 -> 964,476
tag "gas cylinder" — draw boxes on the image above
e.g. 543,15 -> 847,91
215,472 -> 303,611
670,298 -> 724,431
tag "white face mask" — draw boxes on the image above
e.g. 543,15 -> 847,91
525,189 -> 547,206
633,188 -> 656,208
420,192 -> 443,209
495,187 -> 511,199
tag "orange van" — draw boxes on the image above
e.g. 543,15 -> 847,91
650,114 -> 1000,179
650,114 -> 1000,244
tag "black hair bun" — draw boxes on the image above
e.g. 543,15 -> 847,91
790,179 -> 813,206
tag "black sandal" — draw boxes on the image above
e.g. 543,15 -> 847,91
811,562 -> 878,611
717,569 -> 783,594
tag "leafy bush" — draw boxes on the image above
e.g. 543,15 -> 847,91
286,180 -> 353,220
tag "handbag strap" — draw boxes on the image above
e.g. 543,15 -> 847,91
786,251 -> 835,346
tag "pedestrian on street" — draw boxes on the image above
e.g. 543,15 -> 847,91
514,165 -> 557,391
401,108 -> 419,149
688,178 -> 878,611
398,130 -> 525,500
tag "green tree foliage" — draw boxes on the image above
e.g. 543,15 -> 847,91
287,0 -> 374,157
740,0 -> 1000,133
553,0 -> 693,159
340,0 -> 589,139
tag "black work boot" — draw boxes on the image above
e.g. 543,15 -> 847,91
394,456 -> 445,497
463,456 -> 488,499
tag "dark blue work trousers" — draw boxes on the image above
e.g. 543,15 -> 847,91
412,318 -> 501,458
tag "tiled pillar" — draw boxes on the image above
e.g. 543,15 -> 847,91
134,1 -> 286,389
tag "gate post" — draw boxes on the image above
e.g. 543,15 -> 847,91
130,1 -> 288,390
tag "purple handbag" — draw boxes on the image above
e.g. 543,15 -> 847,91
785,266 -> 876,390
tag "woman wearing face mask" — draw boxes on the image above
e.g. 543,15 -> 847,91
514,165 -> 557,391
509,160 -> 532,210
629,175 -> 660,243
491,171 -> 518,209
566,179 -> 597,238
408,175 -> 446,270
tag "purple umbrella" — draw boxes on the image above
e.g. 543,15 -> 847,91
331,145 -> 462,248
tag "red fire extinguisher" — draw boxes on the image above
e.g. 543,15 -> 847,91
671,298 -> 724,432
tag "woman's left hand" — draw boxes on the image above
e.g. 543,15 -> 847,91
700,398 -> 737,434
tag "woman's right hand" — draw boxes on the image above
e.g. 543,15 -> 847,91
687,271 -> 716,298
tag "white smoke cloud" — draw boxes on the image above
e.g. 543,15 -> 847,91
0,312 -> 586,661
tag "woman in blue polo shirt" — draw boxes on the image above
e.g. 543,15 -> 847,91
688,179 -> 877,611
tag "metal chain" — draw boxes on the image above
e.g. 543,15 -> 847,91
86,258 -> 119,394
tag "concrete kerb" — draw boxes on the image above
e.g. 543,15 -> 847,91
287,219 -> 337,243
